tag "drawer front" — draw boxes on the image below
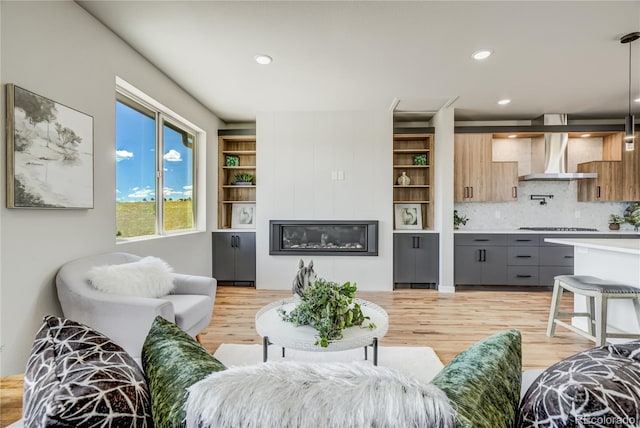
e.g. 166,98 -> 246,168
507,246 -> 539,265
539,247 -> 574,266
539,266 -> 574,286
507,234 -> 540,246
455,234 -> 507,246
507,266 -> 539,285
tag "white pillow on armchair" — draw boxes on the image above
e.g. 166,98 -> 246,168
88,256 -> 175,297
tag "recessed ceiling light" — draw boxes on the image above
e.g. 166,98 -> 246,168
581,133 -> 591,138
254,54 -> 272,65
497,99 -> 511,105
508,135 -> 517,138
472,50 -> 493,60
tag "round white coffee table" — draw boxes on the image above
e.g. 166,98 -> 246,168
255,297 -> 389,365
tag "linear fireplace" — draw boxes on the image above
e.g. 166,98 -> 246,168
269,220 -> 378,256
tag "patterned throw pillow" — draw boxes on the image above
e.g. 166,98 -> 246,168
518,342 -> 640,427
142,316 -> 226,428
23,316 -> 152,427
431,329 -> 522,428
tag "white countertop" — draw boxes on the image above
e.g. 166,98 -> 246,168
455,230 -> 640,235
543,238 -> 640,255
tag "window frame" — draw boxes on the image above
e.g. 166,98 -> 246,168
115,80 -> 202,241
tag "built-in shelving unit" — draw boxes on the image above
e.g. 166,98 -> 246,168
393,133 -> 434,230
218,134 -> 256,229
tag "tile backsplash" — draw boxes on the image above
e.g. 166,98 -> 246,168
455,180 -> 636,231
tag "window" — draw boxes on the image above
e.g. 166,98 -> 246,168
116,88 -> 198,239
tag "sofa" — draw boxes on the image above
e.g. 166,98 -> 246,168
11,315 -> 640,427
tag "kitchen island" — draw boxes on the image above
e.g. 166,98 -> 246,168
544,237 -> 640,338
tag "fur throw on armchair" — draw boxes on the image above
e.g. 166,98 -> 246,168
185,361 -> 454,428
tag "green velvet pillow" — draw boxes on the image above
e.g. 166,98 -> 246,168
142,316 -> 226,428
431,329 -> 522,428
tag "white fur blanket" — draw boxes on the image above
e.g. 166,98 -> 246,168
185,361 -> 454,428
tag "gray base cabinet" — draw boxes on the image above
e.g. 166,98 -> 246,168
212,232 -> 256,285
455,232 -> 636,287
393,233 -> 439,288
454,234 -> 507,285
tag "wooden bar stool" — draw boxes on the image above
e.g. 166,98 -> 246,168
546,275 -> 640,346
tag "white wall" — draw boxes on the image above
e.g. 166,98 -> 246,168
256,111 -> 393,291
433,107 -> 455,292
0,1 -> 222,375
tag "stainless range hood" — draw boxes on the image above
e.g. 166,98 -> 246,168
519,114 -> 597,181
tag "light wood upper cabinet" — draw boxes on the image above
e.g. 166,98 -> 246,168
454,134 -> 493,201
491,162 -> 518,201
621,132 -> 640,201
577,161 -> 622,201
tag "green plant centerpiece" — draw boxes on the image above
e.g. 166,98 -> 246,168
233,172 -> 254,185
278,278 -> 375,347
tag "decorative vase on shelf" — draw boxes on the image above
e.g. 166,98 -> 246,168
397,171 -> 411,186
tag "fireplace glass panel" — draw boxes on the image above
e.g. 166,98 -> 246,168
270,221 -> 378,256
282,225 -> 366,251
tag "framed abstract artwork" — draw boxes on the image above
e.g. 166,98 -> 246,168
6,84 -> 94,208
231,203 -> 256,229
394,203 -> 422,229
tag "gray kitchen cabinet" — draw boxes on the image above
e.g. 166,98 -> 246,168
393,233 -> 439,288
212,232 -> 256,285
455,232 -> 637,287
454,235 -> 507,285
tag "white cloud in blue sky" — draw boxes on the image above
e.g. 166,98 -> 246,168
128,187 -> 154,199
164,149 -> 182,162
116,149 -> 134,162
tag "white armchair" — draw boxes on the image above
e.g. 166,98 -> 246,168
55,252 -> 216,365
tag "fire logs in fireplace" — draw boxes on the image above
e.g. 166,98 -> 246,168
269,220 -> 378,256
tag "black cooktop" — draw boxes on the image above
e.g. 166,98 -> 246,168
518,227 -> 598,232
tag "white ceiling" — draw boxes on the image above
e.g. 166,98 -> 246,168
78,1 -> 640,124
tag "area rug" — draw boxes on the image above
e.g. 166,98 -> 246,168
213,344 -> 444,383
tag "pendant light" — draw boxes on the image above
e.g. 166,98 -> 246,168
621,32 -> 640,151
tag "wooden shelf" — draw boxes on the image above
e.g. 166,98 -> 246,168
393,133 -> 434,230
393,149 -> 430,153
219,135 -> 257,229
222,150 -> 256,155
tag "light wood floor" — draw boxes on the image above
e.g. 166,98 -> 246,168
0,286 -> 593,427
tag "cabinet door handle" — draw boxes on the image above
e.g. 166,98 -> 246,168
231,235 -> 236,248
597,186 -> 601,198
564,255 -> 574,259
482,249 -> 487,262
516,275 -> 532,278
512,186 -> 518,198
516,239 -> 532,242
516,255 -> 532,258
415,236 -> 420,249
463,187 -> 468,198
474,239 -> 489,242
476,249 -> 482,262
235,235 -> 240,248
470,187 -> 474,198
